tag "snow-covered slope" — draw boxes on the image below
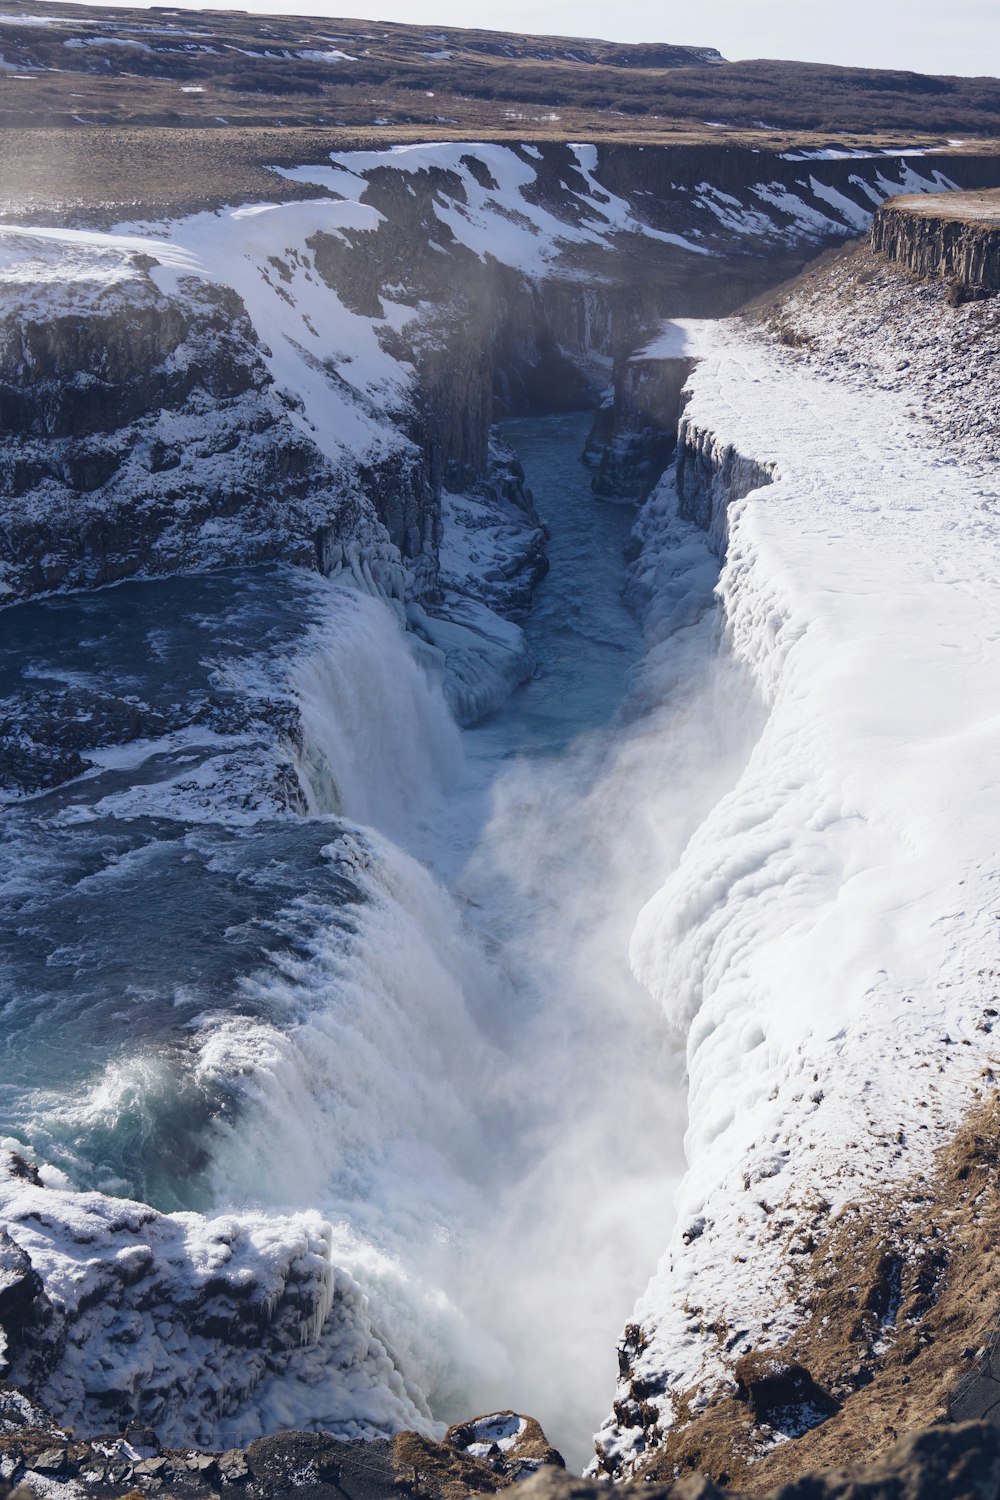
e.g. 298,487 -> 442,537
595,310 -> 1000,1473
0,141 -> 973,614
0,1160 -> 434,1447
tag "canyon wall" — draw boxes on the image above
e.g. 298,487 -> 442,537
871,191 -> 1000,293
3,143 -> 995,609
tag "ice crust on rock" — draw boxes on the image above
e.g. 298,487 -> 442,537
0,1161 -> 434,1448
595,316 -> 1000,1472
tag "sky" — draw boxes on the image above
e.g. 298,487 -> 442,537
81,0 -> 1000,76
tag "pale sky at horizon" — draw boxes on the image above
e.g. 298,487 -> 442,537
75,0 -> 1000,77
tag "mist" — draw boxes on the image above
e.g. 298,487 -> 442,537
211,422 -> 766,1467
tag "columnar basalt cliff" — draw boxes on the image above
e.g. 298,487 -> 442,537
871,190 -> 1000,294
587,356 -> 693,502
2,142 -> 995,612
0,271 -> 434,601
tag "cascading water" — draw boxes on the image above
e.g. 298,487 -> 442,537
0,413 -> 759,1469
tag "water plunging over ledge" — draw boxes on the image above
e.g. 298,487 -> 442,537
0,412 -> 750,1469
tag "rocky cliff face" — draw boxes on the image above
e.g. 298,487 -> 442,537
0,262 -> 434,604
586,357 -> 693,501
4,142 -> 994,611
674,420 -> 776,553
871,191 -> 1000,294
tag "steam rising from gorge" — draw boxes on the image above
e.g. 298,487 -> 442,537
0,414 -> 759,1468
185,416 -> 760,1464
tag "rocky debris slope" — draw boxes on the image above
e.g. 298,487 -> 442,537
593,294 -> 1000,1484
0,1376 -> 563,1500
871,190 -> 1000,295
609,1093 -> 1000,1491
749,236 -> 999,473
526,1421 -> 1000,1500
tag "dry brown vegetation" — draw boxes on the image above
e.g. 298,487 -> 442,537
880,189 -> 1000,226
0,0 -> 999,144
634,1081 -> 1000,1493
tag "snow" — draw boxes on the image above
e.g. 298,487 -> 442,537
296,48 -> 356,62
596,316 -> 1000,1468
0,197 -> 419,470
781,146 -> 933,161
463,1413 -> 527,1455
0,1161 -> 435,1448
632,320 -> 707,362
267,144 -> 954,268
280,142 -> 702,273
64,36 -> 151,49
806,174 -> 873,231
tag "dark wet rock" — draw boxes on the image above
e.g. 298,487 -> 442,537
31,1446 -> 69,1474
246,1431 -> 355,1488
0,1234 -> 53,1383
0,1236 -> 43,1341
674,421 -> 776,547
587,354 -> 693,502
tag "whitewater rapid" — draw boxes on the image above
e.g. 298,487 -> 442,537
0,413 -> 752,1467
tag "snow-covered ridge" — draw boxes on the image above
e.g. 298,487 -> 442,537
595,316 -> 1000,1473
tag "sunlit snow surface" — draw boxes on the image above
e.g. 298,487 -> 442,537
595,320 -> 1000,1470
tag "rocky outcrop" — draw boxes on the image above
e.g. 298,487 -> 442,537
0,1386 -> 564,1500
587,356 -> 694,501
0,1152 -> 433,1447
0,266 -> 433,604
674,418 -> 775,553
871,192 -> 1000,296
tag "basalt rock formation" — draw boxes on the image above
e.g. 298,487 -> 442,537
5,140 -> 995,614
586,354 -> 693,502
0,1386 -> 565,1500
871,191 -> 1000,297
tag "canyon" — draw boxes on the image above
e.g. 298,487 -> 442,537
1,19 -> 1000,1500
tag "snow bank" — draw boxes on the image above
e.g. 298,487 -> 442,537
0,1159 -> 434,1448
596,317 -> 1000,1470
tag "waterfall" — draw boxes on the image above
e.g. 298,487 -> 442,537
292,583 -> 465,842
